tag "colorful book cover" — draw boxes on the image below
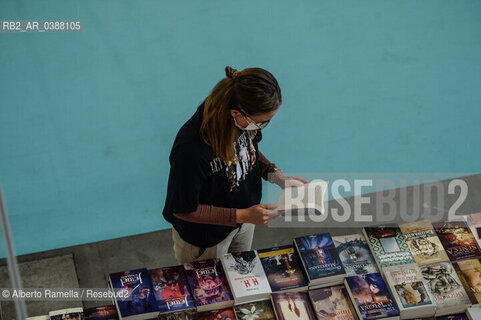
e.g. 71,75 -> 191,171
294,233 -> 346,282
420,262 -> 471,312
197,308 -> 235,320
400,220 -> 450,266
183,259 -> 233,309
332,234 -> 379,276
308,285 -> 358,320
221,251 -> 271,302
49,308 -> 84,320
463,213 -> 481,249
363,225 -> 415,268
345,273 -> 400,320
83,305 -> 118,319
257,245 -> 308,292
272,292 -> 316,320
382,263 -> 435,313
234,300 -> 276,320
453,258 -> 481,305
149,266 -> 195,314
157,310 -> 198,320
109,268 -> 158,319
433,221 -> 481,262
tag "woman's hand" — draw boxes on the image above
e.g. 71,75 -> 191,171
270,170 -> 309,189
236,204 -> 281,226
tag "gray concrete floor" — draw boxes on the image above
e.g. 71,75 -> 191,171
1,174 -> 480,319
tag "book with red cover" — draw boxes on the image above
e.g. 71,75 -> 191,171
433,221 -> 481,262
271,292 -> 316,320
196,308 -> 235,320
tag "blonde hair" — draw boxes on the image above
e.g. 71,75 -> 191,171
200,66 -> 282,163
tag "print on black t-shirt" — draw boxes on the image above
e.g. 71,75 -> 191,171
210,131 -> 258,191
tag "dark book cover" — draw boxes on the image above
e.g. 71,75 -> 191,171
294,233 -> 346,282
272,292 -> 316,320
433,221 -> 481,262
157,310 -> 198,320
345,273 -> 400,320
332,234 -> 379,277
234,300 -> 276,320
83,305 -> 118,320
109,268 -> 158,319
149,265 -> 195,314
49,308 -> 84,320
308,285 -> 359,320
435,314 -> 468,320
257,245 -> 308,292
183,259 -> 233,309
197,308 -> 235,320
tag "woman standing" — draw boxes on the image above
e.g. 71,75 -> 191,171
162,66 -> 308,264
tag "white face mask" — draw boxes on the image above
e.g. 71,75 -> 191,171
233,113 -> 270,131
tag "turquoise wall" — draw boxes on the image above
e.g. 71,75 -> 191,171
1,0 -> 480,258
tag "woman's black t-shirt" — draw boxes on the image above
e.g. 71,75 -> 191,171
162,100 -> 263,248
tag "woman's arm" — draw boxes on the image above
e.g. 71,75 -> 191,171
173,204 -> 237,227
258,151 -> 277,181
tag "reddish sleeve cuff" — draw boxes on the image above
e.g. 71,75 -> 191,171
173,204 -> 237,227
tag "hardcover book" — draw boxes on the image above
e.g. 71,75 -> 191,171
382,263 -> 436,318
149,266 -> 195,314
184,259 -> 233,312
83,305 -> 118,319
294,233 -> 346,285
271,292 -> 316,320
196,308 -> 235,320
420,262 -> 471,316
332,233 -> 379,276
257,245 -> 308,292
363,225 -> 415,268
433,221 -> 481,262
221,250 -> 271,303
400,220 -> 450,266
49,308 -> 84,320
344,273 -> 400,320
234,300 -> 276,320
453,258 -> 481,306
109,268 -> 159,319
308,285 -> 358,320
157,310 -> 198,320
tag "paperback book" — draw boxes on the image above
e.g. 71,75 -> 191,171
109,268 -> 159,319
221,250 -> 271,303
344,273 -> 400,320
257,245 -> 308,292
363,225 -> 415,268
271,292 -> 316,320
308,285 -> 358,320
420,262 -> 471,316
149,266 -> 195,314
453,258 -> 481,306
433,221 -> 481,262
382,263 -> 436,319
49,308 -> 84,320
294,233 -> 346,286
157,310 -> 198,320
399,220 -> 450,266
463,213 -> 481,251
233,300 -> 276,320
184,259 -> 233,312
196,308 -> 235,320
83,305 -> 118,319
332,233 -> 379,276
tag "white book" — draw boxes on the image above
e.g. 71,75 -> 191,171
383,263 -> 437,319
221,250 -> 272,304
276,180 -> 329,215
467,306 -> 481,320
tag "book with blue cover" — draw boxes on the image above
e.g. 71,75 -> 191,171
148,266 -> 195,315
333,234 -> 379,277
294,233 -> 346,286
108,268 -> 159,319
344,273 -> 400,320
